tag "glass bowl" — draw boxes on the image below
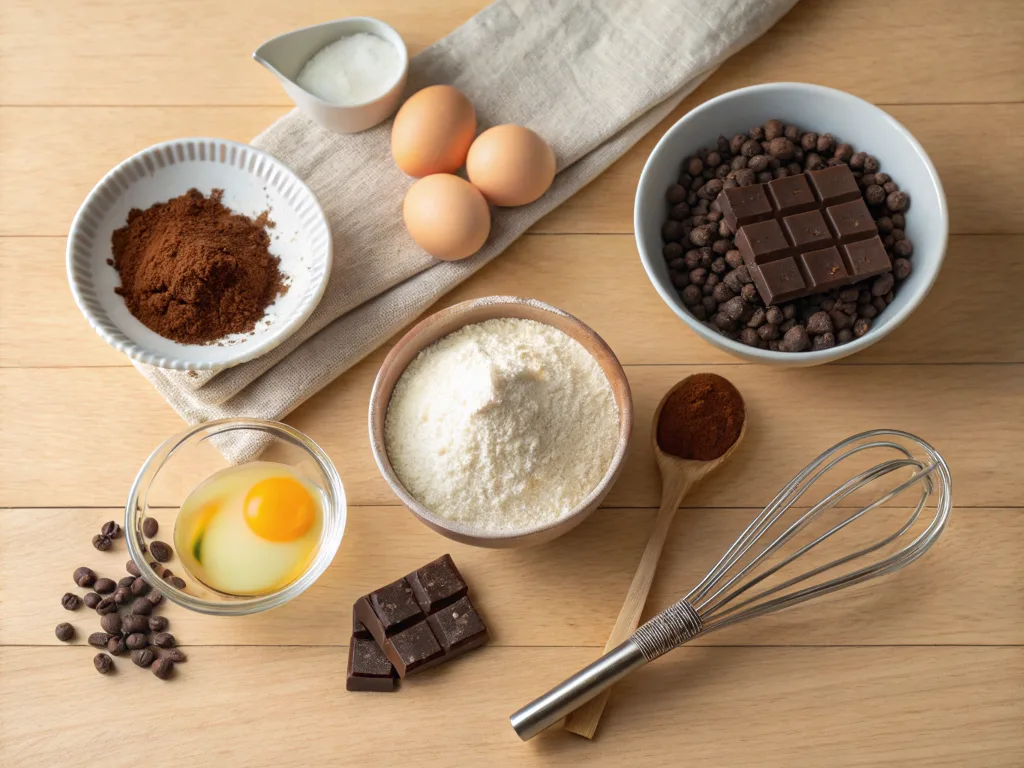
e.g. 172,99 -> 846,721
124,419 -> 346,615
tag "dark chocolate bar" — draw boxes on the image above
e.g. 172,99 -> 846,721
354,554 -> 488,678
717,165 -> 891,305
346,637 -> 398,692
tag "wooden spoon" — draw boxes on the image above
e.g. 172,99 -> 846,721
562,374 -> 746,739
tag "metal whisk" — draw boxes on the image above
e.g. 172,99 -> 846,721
510,429 -> 951,740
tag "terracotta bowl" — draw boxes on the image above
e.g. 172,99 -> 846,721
368,296 -> 633,548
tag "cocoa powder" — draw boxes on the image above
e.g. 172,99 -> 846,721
656,373 -> 745,461
112,189 -> 286,344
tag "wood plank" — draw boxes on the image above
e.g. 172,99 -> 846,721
0,364 -> 1019,509
1,646 -> 1021,767
2,104 -> 1021,237
3,507 -> 1017,648
2,0 -> 1021,107
4,234 -> 1021,368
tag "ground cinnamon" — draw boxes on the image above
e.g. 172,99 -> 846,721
656,373 -> 745,461
112,188 -> 286,345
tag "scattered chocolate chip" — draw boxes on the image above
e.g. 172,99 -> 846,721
73,567 -> 96,588
55,623 -> 75,642
94,653 -> 114,674
150,541 -> 173,563
131,648 -> 156,668
152,658 -> 175,680
61,593 -> 81,611
92,534 -> 112,552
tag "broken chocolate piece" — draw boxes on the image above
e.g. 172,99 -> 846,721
346,638 -> 398,692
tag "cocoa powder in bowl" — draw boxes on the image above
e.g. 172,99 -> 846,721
112,188 -> 286,345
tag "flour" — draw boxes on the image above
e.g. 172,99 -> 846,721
384,318 -> 619,534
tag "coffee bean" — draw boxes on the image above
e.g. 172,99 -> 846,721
148,616 -> 169,633
152,658 -> 175,680
126,633 -> 148,651
131,597 -> 154,615
92,534 -> 112,552
101,521 -> 122,539
100,613 -> 122,635
164,648 -> 187,664
126,560 -> 142,578
94,653 -> 114,675
131,648 -> 156,668
161,568 -> 174,580
106,636 -> 127,656
73,567 -> 96,588
83,592 -> 101,609
113,587 -> 131,605
149,541 -> 173,563
55,623 -> 75,642
61,593 -> 81,611
168,576 -> 186,590
123,614 -> 149,634
95,597 -> 118,615
88,632 -> 112,648
93,578 -> 116,595
148,592 -> 164,608
117,576 -> 135,589
153,633 -> 176,649
131,577 -> 151,597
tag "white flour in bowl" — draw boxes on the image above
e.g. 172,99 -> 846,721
384,318 -> 619,534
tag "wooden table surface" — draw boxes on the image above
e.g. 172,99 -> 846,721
2,0 -> 1022,765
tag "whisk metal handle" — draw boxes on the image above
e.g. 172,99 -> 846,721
509,639 -> 647,741
511,600 -> 703,740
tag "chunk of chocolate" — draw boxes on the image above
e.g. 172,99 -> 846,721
722,166 -> 891,305
346,638 -> 398,692
352,606 -> 372,641
717,184 -> 773,232
354,555 -> 489,679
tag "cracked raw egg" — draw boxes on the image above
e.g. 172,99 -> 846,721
174,462 -> 323,596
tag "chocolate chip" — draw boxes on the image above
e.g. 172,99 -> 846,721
767,137 -> 795,160
666,184 -> 686,204
763,119 -> 784,141
849,152 -> 868,170
73,567 -> 96,588
100,521 -> 122,539
94,653 -> 114,675
812,332 -> 837,350
740,283 -> 759,303
61,593 -> 81,611
757,323 -> 779,341
863,155 -> 880,173
55,623 -> 75,642
131,648 -> 156,668
893,258 -> 912,280
686,157 -> 704,176
149,541 -> 173,563
739,327 -> 759,346
872,273 -> 895,297
781,325 -> 810,352
88,632 -> 113,649
886,191 -> 909,212
893,238 -> 914,258
662,220 -> 684,242
806,311 -> 834,336
93,578 -> 116,595
83,592 -> 101,609
853,318 -> 872,338
152,658 -> 175,680
864,184 -> 885,205
816,133 -> 835,156
784,124 -> 800,142
92,534 -> 112,552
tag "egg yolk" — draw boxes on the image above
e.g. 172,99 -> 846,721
243,477 -> 316,542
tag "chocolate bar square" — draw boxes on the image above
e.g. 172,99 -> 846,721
426,596 -> 488,654
807,165 -> 861,204
353,605 -> 372,640
799,247 -> 850,292
389,623 -> 445,675
346,638 -> 398,692
842,236 -> 891,277
826,198 -> 877,242
369,578 -> 423,636
736,219 -> 792,266
783,210 -> 832,251
407,554 -> 467,613
767,174 -> 816,214
717,184 -> 773,232
751,257 -> 806,305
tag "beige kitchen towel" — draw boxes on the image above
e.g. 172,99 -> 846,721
139,0 -> 798,461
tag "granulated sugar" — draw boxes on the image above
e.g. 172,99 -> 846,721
385,318 -> 619,534
296,33 -> 402,106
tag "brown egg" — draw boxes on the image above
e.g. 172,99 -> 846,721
391,85 -> 477,178
402,174 -> 491,261
465,124 -> 556,207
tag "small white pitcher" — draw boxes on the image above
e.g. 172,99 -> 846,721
254,17 -> 409,134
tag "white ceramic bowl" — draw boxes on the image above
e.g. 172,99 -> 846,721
636,83 -> 948,366
67,137 -> 332,371
254,17 -> 409,134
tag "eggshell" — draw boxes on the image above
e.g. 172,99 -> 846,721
391,85 -> 477,178
402,174 -> 491,261
465,124 -> 556,206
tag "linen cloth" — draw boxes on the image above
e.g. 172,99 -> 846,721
139,0 -> 798,460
